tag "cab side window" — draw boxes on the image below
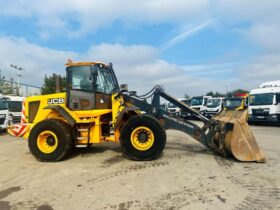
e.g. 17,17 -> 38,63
276,93 -> 280,104
203,98 -> 208,106
244,97 -> 248,107
96,69 -> 115,94
71,66 -> 93,92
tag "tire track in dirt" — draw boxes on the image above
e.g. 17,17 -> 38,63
230,176 -> 280,210
99,185 -> 219,210
87,153 -> 184,184
141,187 -> 214,210
101,155 -> 124,168
98,200 -> 141,210
213,157 -> 280,210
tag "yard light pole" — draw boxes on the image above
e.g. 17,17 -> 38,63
10,64 -> 25,95
225,85 -> 228,96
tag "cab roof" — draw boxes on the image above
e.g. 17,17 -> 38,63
225,97 -> 242,100
65,59 -> 107,67
0,95 -> 25,101
250,86 -> 280,94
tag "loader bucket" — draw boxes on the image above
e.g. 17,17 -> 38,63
213,110 -> 265,162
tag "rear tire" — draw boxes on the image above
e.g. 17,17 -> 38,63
120,114 -> 166,161
28,119 -> 73,162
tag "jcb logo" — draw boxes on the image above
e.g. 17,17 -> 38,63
48,98 -> 64,104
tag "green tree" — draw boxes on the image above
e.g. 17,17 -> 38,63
0,75 -> 5,94
41,74 -> 66,95
184,94 -> 190,99
2,82 -> 13,95
225,89 -> 249,97
206,91 -> 214,96
231,89 -> 249,95
213,92 -> 226,97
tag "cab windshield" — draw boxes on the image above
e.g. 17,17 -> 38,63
168,103 -> 177,108
180,100 -> 191,106
8,101 -> 22,112
190,97 -> 203,106
0,98 -> 8,110
249,93 -> 274,106
225,98 -> 242,108
207,99 -> 221,108
70,64 -> 119,94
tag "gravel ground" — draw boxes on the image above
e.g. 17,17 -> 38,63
0,123 -> 279,210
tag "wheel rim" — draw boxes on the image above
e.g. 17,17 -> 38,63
130,126 -> 154,151
37,130 -> 58,154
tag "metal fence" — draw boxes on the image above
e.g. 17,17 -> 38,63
0,79 -> 41,97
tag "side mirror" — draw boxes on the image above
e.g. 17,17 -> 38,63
120,84 -> 128,92
114,84 -> 128,99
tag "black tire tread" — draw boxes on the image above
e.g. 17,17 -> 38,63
28,119 -> 73,162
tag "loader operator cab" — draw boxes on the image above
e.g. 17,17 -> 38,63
66,61 -> 119,111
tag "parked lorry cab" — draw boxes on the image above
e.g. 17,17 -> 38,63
160,103 -> 168,112
0,95 -> 24,130
190,96 -> 211,115
248,80 -> 280,124
179,98 -> 191,118
167,98 -> 189,116
167,102 -> 180,115
204,97 -> 224,118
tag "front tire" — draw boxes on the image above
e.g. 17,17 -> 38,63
120,114 -> 166,161
28,119 -> 73,161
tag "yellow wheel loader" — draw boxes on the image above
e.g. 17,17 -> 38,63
21,60 -> 265,162
224,94 -> 249,111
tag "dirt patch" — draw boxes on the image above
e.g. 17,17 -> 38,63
0,201 -> 11,210
0,186 -> 21,200
216,195 -> 226,203
37,204 -> 54,210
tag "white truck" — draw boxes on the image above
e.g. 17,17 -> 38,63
167,102 -> 180,115
167,98 -> 187,116
190,96 -> 212,113
248,80 -> 280,124
0,95 -> 24,131
204,97 -> 224,118
179,98 -> 192,118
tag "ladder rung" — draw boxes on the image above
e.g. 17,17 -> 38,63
77,137 -> 88,140
75,145 -> 88,148
78,129 -> 88,131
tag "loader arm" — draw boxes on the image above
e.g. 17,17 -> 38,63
122,86 -> 265,162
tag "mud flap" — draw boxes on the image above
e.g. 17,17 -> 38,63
213,110 -> 265,162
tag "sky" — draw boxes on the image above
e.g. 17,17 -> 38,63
0,0 -> 280,97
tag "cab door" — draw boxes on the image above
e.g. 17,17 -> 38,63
66,65 -> 96,111
94,67 -> 116,109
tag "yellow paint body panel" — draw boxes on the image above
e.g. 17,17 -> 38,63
23,92 -> 127,145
